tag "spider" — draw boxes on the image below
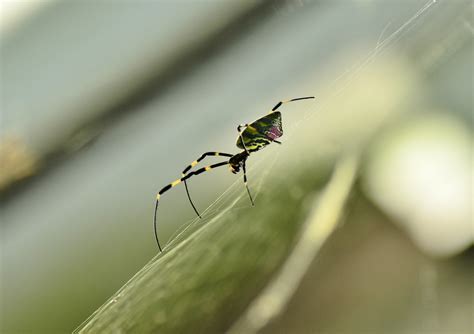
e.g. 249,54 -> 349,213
154,96 -> 315,251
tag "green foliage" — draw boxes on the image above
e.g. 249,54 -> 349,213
76,157 -> 336,333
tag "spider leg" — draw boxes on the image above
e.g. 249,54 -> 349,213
181,152 -> 233,218
154,161 -> 229,251
237,123 -> 249,132
237,124 -> 250,154
242,162 -> 254,206
271,96 -> 315,112
184,182 -> 201,218
182,152 -> 233,175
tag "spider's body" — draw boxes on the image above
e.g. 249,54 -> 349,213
236,111 -> 283,152
154,96 -> 314,251
228,151 -> 249,174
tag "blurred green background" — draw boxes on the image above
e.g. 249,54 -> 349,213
0,0 -> 472,333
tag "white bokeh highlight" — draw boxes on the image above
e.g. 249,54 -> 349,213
364,112 -> 473,257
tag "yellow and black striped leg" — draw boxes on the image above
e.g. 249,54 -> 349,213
181,152 -> 233,218
271,96 -> 315,111
154,161 -> 230,251
242,162 -> 254,206
154,178 -> 184,252
182,152 -> 233,175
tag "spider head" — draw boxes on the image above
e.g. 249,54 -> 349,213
230,165 -> 240,174
229,152 -> 248,174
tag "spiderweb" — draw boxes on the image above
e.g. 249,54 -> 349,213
73,2 -> 441,331
162,148 -> 281,251
157,0 -> 438,254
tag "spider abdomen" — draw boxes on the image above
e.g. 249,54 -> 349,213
236,111 -> 283,152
